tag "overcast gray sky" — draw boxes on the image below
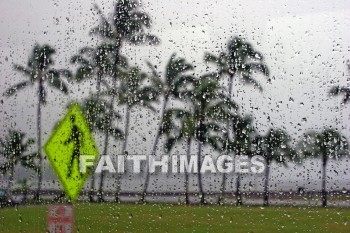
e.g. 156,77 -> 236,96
0,0 -> 350,192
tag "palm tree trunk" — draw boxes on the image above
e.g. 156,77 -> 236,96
236,172 -> 242,205
96,70 -> 102,94
97,119 -> 110,203
220,73 -> 235,203
185,137 -> 191,205
8,168 -> 14,191
112,38 -> 122,203
122,105 -> 130,154
141,95 -> 169,203
219,154 -> 228,204
228,73 -> 234,95
263,161 -> 270,206
22,180 -> 28,204
35,79 -> 43,201
94,36 -> 123,203
322,155 -> 327,207
114,105 -> 130,203
197,142 -> 205,204
90,71 -> 103,202
89,177 -> 96,202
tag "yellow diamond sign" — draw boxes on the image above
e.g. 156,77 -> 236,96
45,103 -> 99,202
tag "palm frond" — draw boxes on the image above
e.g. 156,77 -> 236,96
0,162 -> 13,174
20,153 -> 40,172
46,70 -> 69,94
244,63 -> 269,76
241,73 -> 263,91
128,34 -> 160,45
164,136 -> 180,153
13,64 -> 32,76
70,55 -> 90,65
329,86 -> 350,104
146,61 -> 158,76
3,81 -> 30,96
90,4 -> 115,39
204,52 -> 219,63
108,128 -> 124,140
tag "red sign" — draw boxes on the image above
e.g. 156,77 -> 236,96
47,205 -> 74,233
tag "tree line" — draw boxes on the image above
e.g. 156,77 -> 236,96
1,0 -> 349,207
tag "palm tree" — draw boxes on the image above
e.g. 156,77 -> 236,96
3,44 -> 70,200
91,0 -> 159,201
205,36 -> 269,200
164,76 -> 237,204
329,61 -> 350,105
204,36 -> 269,94
90,0 -> 160,117
118,66 -> 159,153
71,44 -> 127,202
91,1 -> 159,47
104,65 -> 159,202
91,0 -> 159,137
0,130 -> 38,191
71,43 -> 127,94
141,53 -> 194,203
79,95 -> 124,202
221,115 -> 255,205
253,128 -> 295,206
81,95 -> 124,140
330,86 -> 350,104
162,109 -> 195,205
298,128 -> 348,207
91,0 -> 160,117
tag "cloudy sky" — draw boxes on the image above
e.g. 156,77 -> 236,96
0,0 -> 350,192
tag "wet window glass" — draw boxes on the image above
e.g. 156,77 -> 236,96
1,0 -> 350,232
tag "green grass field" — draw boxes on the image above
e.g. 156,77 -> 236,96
1,203 -> 350,232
